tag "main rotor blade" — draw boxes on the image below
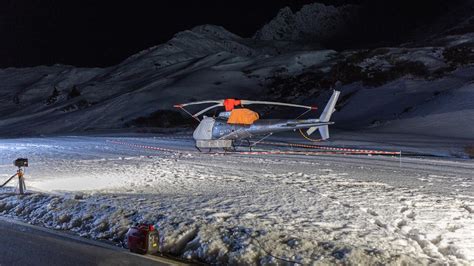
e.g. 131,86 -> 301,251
240,100 -> 316,110
193,103 -> 224,117
174,100 -> 224,108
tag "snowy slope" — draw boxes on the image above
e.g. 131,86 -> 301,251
375,79 -> 474,139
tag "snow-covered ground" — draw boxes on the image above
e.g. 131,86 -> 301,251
0,135 -> 472,265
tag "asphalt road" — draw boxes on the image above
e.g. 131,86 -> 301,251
0,218 -> 182,266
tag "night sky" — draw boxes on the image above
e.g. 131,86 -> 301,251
0,0 -> 466,68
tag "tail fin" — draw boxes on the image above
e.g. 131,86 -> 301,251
318,125 -> 329,139
319,90 -> 340,122
307,90 -> 340,138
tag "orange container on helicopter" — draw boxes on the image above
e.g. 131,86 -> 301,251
227,108 -> 259,125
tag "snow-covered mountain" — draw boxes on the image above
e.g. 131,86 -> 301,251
254,3 -> 357,43
0,2 -> 473,157
0,20 -> 338,136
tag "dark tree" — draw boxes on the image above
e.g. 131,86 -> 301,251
46,86 -> 60,105
67,85 -> 81,99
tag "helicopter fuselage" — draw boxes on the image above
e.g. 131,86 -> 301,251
193,116 -> 333,141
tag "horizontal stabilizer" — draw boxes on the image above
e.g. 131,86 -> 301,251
306,126 -> 318,135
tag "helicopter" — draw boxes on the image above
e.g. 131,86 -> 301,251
174,90 -> 340,151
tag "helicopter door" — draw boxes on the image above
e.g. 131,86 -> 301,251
193,117 -> 215,140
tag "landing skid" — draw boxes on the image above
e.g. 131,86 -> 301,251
195,135 -> 271,153
223,147 -> 237,153
195,146 -> 214,153
195,139 -> 234,152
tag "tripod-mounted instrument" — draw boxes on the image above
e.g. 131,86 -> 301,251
0,158 -> 28,194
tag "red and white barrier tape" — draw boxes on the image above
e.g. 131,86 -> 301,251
259,141 -> 401,155
139,136 -> 400,155
107,140 -> 185,154
107,140 -> 401,157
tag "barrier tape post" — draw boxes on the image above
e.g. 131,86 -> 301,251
399,150 -> 402,168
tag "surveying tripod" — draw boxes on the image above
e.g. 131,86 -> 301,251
0,166 -> 27,194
